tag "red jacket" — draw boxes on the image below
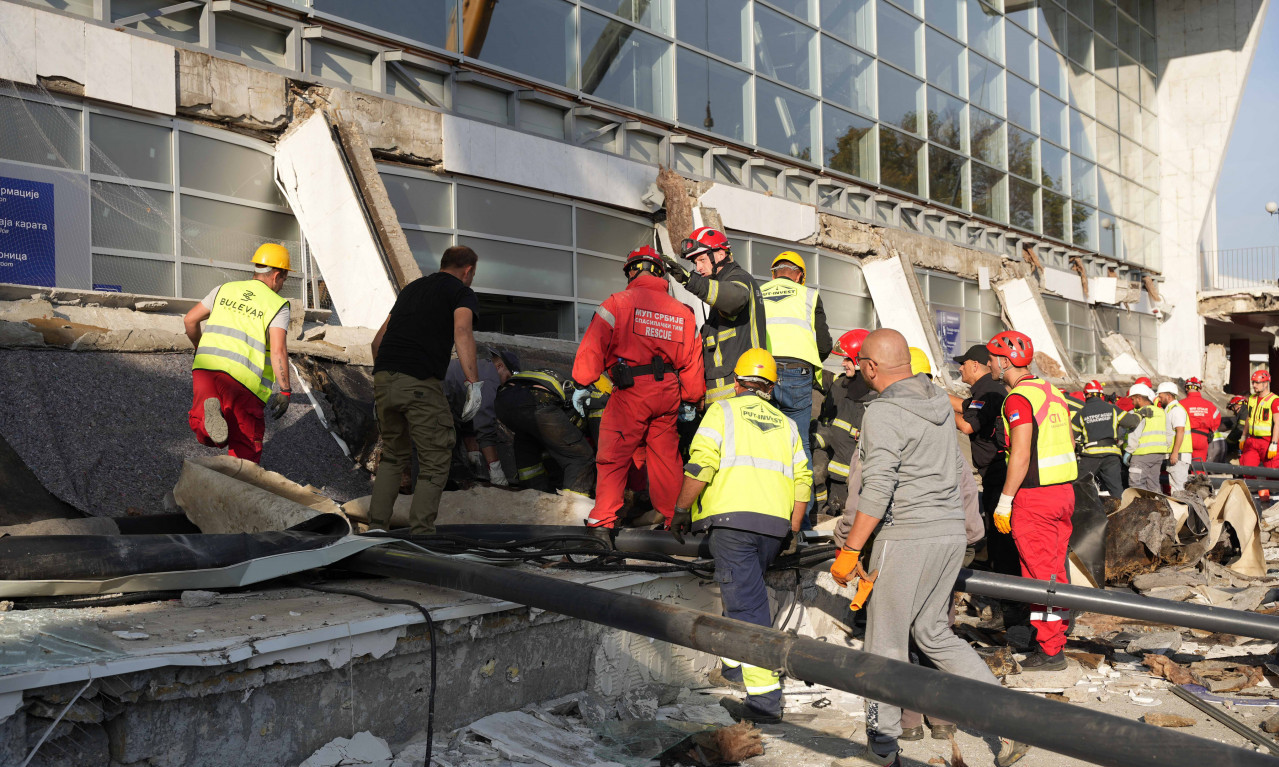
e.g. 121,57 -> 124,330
1181,392 -> 1221,452
572,273 -> 706,402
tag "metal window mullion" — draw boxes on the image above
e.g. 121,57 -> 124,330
87,174 -> 174,193
177,187 -> 293,214
171,115 -> 183,298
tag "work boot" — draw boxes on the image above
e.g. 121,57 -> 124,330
203,398 -> 228,446
929,724 -> 957,740
706,665 -> 745,692
1019,649 -> 1068,671
719,696 -> 782,725
898,725 -> 924,741
995,738 -> 1032,766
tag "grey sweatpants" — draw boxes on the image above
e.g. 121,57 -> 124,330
863,534 -> 999,749
1127,454 -> 1164,492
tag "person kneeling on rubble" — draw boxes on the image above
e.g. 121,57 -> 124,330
830,329 -> 1029,767
670,348 -> 810,725
493,368 -> 595,496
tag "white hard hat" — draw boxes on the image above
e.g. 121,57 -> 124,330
1156,381 -> 1179,396
1128,383 -> 1156,400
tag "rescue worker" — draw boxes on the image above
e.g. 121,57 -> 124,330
1124,383 -> 1166,493
671,349 -> 810,724
948,344 -> 1013,573
829,329 -> 1027,767
184,243 -> 295,464
987,331 -> 1077,672
494,368 -> 594,496
661,228 -> 766,403
1222,395 -> 1248,463
1072,380 -> 1124,497
1181,377 -> 1221,467
817,329 -> 875,515
447,347 -> 517,486
760,252 -> 833,524
573,246 -> 704,528
1241,369 -> 1279,470
1156,382 -> 1192,494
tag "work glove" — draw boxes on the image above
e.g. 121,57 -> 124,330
1270,443 -> 1279,461
830,548 -> 861,587
267,390 -> 291,420
993,493 -> 1014,535
679,402 -> 698,422
780,531 -> 799,557
662,255 -> 690,284
572,388 -> 591,418
1123,452 -> 1132,467
467,451 -> 485,476
461,381 -> 483,421
670,506 -> 692,544
488,460 -> 508,487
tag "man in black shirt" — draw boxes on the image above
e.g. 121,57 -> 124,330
369,246 -> 481,534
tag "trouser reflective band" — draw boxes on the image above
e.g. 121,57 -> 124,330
560,489 -> 590,499
1029,607 -> 1071,622
517,465 -> 547,480
829,461 -> 849,478
743,665 -> 781,695
816,489 -> 828,502
720,658 -> 742,668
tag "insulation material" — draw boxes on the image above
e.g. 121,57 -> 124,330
996,278 -> 1067,372
343,486 -> 594,528
861,255 -> 935,370
274,112 -> 397,330
174,456 -> 344,534
1203,480 -> 1266,578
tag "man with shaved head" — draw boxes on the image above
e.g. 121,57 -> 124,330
830,329 -> 1028,767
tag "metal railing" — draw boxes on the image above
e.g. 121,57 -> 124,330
1201,246 -> 1279,291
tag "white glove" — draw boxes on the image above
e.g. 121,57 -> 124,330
461,381 -> 483,421
993,493 -> 1014,535
572,388 -> 591,417
488,460 -> 508,487
467,451 -> 485,475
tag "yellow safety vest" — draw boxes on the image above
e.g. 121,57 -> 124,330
1132,404 -> 1168,456
1247,393 -> 1278,438
761,278 -> 821,367
1000,377 -> 1078,486
686,393 -> 812,537
1165,400 -> 1193,456
193,279 -> 288,402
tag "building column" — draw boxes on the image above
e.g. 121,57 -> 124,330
1231,337 -> 1251,394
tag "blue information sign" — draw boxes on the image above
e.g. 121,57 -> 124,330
0,177 -> 56,287
935,309 -> 962,359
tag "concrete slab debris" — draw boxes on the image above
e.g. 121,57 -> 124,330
299,731 -> 393,767
173,456 -> 346,534
466,710 -> 598,767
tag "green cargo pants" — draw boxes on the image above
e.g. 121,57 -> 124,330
369,371 -> 455,534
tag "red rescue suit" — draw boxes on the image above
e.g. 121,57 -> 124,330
1180,392 -> 1220,465
1242,393 -> 1279,470
573,273 -> 705,527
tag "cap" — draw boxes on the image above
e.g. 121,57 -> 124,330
1128,383 -> 1156,400
1156,381 -> 1180,396
489,347 -> 521,374
952,344 -> 991,366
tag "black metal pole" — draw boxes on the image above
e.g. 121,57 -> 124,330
1207,476 -> 1279,492
1195,462 -> 1279,480
344,548 -> 1274,767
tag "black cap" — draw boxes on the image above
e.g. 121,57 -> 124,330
953,344 -> 990,365
489,347 -> 521,374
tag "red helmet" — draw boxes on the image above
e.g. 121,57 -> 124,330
1084,380 -> 1104,395
623,245 -> 665,278
1116,396 -> 1134,412
1252,369 -> 1271,383
1136,376 -> 1153,388
834,329 -> 870,360
680,227 -> 731,261
986,331 -> 1034,367
1230,395 -> 1247,408
1186,376 -> 1203,391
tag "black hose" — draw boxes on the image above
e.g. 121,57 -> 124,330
10,590 -> 179,610
1194,461 -> 1279,480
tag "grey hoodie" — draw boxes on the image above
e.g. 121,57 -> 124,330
855,373 -> 968,541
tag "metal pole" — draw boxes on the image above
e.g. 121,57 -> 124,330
1194,462 -> 1279,481
343,548 -> 1273,767
1208,476 -> 1279,492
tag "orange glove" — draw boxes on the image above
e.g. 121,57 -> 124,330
849,569 -> 879,612
830,548 -> 861,586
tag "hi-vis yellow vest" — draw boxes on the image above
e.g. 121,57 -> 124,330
193,279 -> 287,402
686,393 -> 812,537
1000,377 -> 1078,487
1247,393 -> 1279,438
1132,404 -> 1168,456
1165,400 -> 1193,456
761,278 -> 821,367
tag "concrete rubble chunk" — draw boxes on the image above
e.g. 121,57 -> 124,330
1126,631 -> 1182,655
1142,713 -> 1196,727
344,732 -> 393,763
180,590 -> 218,608
1261,712 -> 1279,733
133,300 -> 168,312
0,320 -> 45,348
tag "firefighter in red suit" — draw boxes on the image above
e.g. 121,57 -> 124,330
1241,369 -> 1279,470
572,247 -> 706,528
1180,377 -> 1220,468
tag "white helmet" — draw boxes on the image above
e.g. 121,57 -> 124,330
1156,381 -> 1180,397
1128,383 -> 1156,400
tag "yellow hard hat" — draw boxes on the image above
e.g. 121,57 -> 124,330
593,373 -> 613,395
909,347 -> 932,376
734,348 -> 778,384
771,251 -> 806,284
252,242 -> 292,271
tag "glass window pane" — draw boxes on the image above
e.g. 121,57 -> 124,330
1039,44 -> 1066,100
925,0 -> 963,40
313,0 -> 452,48
1071,155 -> 1096,203
92,182 -> 173,254
677,0 -> 749,63
767,0 -> 816,22
1066,14 -> 1093,67
92,253 -> 174,296
179,132 -> 285,206
1095,36 -> 1117,85
1041,141 -> 1068,191
215,14 -> 288,68
1006,74 -> 1037,131
404,229 -> 454,274
1006,23 -> 1035,82
818,254 -> 868,294
583,0 -> 673,34
381,173 -> 451,228
968,53 -> 1004,116
822,0 -> 875,52
1119,95 -> 1140,140
822,36 -> 875,115
967,0 -> 1003,63
929,145 -> 965,208
90,114 -> 171,184
971,163 -> 1005,221
878,1 -> 923,76
1009,177 -> 1036,230
180,195 -> 298,263
311,40 -> 374,89
879,126 -> 923,195
1044,295 -> 1067,322
756,80 -> 817,160
678,49 -> 750,141
577,208 -> 651,254
459,236 -> 573,297
1008,125 -> 1037,179
1118,13 -> 1140,60
1043,189 -> 1068,239
755,5 -> 816,90
926,27 -> 966,97
1070,109 -> 1095,160
971,108 -> 1005,168
181,262 -> 249,300
0,96 -> 82,170
580,11 -> 672,117
879,64 -> 924,134
457,186 -> 572,245
1141,29 -> 1157,71
1094,0 -> 1118,41
1097,123 -> 1119,170
823,291 -> 877,329
114,0 -> 200,43
1067,62 -> 1094,114
823,106 -> 875,179
926,87 -> 964,150
929,273 -> 963,306
577,253 -> 626,301
469,0 -> 573,87
1040,93 -> 1067,147
1039,2 -> 1064,44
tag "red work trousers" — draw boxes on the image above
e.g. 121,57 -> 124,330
189,369 -> 265,463
588,377 -> 682,527
1010,483 -> 1074,656
1240,437 -> 1279,471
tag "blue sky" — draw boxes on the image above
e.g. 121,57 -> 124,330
1214,4 -> 1279,252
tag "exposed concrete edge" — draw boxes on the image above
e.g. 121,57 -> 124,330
994,276 -> 1081,386
475,331 -> 580,356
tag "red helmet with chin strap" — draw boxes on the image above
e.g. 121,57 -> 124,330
1084,380 -> 1104,395
622,245 -> 665,278
1252,369 -> 1271,383
986,331 -> 1035,368
834,329 -> 870,360
1186,376 -> 1203,391
680,227 -> 731,261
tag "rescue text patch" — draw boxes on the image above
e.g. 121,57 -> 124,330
633,308 -> 685,342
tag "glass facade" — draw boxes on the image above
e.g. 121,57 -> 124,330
1044,295 -> 1103,374
916,269 -> 1007,368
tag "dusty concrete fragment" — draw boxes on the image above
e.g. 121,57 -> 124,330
1142,713 -> 1196,727
1261,712 -> 1279,733
1002,660 -> 1083,689
0,320 -> 45,347
177,49 -> 288,130
1144,586 -> 1195,601
134,300 -> 168,312
180,590 -> 218,608
1065,652 -> 1105,670
657,167 -> 695,248
1132,570 -> 1206,590
344,486 -> 594,528
326,88 -> 443,165
1126,631 -> 1182,655
980,646 -> 1020,676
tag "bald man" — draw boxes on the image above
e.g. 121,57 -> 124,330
830,330 -> 1028,767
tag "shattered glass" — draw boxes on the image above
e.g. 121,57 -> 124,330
590,720 -> 713,767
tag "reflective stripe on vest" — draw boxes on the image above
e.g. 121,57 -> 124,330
1247,393 -> 1278,438
1133,405 -> 1168,455
193,279 -> 287,403
508,371 -> 567,401
700,265 -> 767,395
1000,377 -> 1078,486
1165,400 -> 1193,456
761,278 -> 821,366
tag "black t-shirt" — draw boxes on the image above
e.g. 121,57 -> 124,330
962,373 -> 1008,473
374,272 -> 478,381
